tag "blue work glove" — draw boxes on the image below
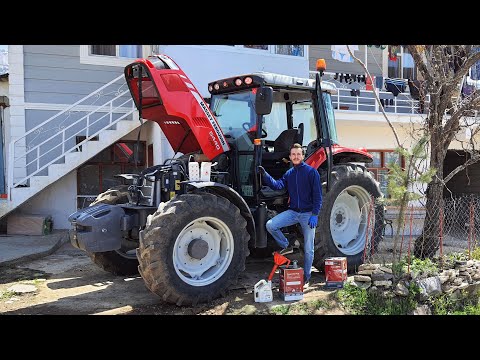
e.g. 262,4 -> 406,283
257,165 -> 266,175
308,215 -> 318,229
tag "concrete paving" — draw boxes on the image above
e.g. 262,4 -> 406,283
0,230 -> 69,267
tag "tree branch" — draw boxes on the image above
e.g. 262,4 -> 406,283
444,95 -> 480,150
451,49 -> 480,86
406,45 -> 434,84
347,45 -> 402,149
444,152 -> 480,184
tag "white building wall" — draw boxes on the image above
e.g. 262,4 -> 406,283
7,45 -> 26,185
17,171 -> 77,229
160,45 -> 309,97
0,80 -> 7,96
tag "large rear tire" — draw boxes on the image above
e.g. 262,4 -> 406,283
87,185 -> 139,276
313,164 -> 384,273
137,193 -> 250,306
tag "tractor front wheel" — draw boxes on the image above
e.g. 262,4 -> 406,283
137,193 -> 250,306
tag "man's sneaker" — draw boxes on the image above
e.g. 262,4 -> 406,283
303,281 -> 310,290
278,246 -> 294,256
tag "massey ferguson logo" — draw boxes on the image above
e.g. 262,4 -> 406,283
209,131 -> 220,150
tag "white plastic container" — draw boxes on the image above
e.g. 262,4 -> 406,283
254,279 -> 273,303
189,162 -> 200,181
200,162 -> 212,181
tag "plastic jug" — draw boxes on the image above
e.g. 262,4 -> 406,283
188,162 -> 200,181
200,162 -> 211,181
254,279 -> 273,303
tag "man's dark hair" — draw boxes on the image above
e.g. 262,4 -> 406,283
290,143 -> 305,155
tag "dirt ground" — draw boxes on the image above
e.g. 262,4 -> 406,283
0,243 -> 347,315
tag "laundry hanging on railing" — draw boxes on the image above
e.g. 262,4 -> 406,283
331,45 -> 359,63
334,73 -> 366,84
384,78 -> 407,97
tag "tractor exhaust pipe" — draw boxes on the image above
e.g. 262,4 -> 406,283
254,202 -> 267,248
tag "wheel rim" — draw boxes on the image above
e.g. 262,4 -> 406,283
173,216 -> 234,286
330,185 -> 372,255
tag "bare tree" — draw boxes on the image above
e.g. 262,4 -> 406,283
406,45 -> 480,258
349,45 -> 480,259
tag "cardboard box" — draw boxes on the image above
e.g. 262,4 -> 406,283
279,265 -> 304,301
7,214 -> 53,236
325,257 -> 347,289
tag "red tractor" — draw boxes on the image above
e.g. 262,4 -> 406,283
69,54 -> 384,305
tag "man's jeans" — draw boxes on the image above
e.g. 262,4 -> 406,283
265,209 -> 315,282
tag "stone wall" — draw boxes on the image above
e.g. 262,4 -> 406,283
349,260 -> 480,314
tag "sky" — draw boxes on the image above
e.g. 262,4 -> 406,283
0,45 -> 7,51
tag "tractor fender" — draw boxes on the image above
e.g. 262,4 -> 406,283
306,145 -> 373,169
185,181 -> 256,246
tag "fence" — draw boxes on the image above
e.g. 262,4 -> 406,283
363,195 -> 480,266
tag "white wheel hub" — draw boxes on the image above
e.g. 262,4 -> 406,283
330,185 -> 372,255
173,217 -> 234,286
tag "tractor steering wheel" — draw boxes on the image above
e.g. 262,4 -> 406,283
242,122 -> 267,138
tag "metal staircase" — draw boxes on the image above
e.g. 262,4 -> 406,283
0,74 -> 140,218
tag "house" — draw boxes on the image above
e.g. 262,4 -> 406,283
0,45 -> 309,229
0,44 -> 471,235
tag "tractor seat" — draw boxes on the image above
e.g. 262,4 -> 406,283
263,129 -> 299,161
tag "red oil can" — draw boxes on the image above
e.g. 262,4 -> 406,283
279,261 -> 304,301
324,257 -> 347,289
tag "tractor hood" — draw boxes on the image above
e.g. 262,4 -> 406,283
124,55 -> 229,160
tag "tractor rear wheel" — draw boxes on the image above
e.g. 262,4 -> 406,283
87,185 -> 139,276
137,192 -> 250,306
313,164 -> 384,273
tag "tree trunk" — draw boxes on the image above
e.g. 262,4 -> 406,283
414,126 -> 445,259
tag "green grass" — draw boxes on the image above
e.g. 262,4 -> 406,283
337,282 -> 419,315
270,304 -> 290,315
269,298 -> 334,315
429,290 -> 480,315
20,278 -> 46,286
0,290 -> 16,301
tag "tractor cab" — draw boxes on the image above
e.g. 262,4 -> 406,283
208,71 -> 339,205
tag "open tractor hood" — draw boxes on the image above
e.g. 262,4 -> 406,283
124,54 -> 229,160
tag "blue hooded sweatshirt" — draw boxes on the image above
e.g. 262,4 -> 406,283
262,162 -> 322,215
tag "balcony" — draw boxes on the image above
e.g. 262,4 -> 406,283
310,71 -> 429,116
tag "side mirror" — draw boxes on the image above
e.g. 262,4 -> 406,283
255,86 -> 273,115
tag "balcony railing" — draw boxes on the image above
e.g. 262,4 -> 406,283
309,71 -> 430,116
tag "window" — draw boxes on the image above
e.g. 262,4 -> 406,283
80,45 -> 152,67
263,103 -> 288,142
243,45 -> 305,56
388,45 -> 417,80
244,45 -> 268,50
90,45 -> 142,58
275,45 -> 304,57
76,140 -> 146,208
199,45 -> 306,57
365,149 -> 404,197
471,60 -> 480,80
292,102 -> 315,146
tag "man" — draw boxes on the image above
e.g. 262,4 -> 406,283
258,143 -> 322,288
